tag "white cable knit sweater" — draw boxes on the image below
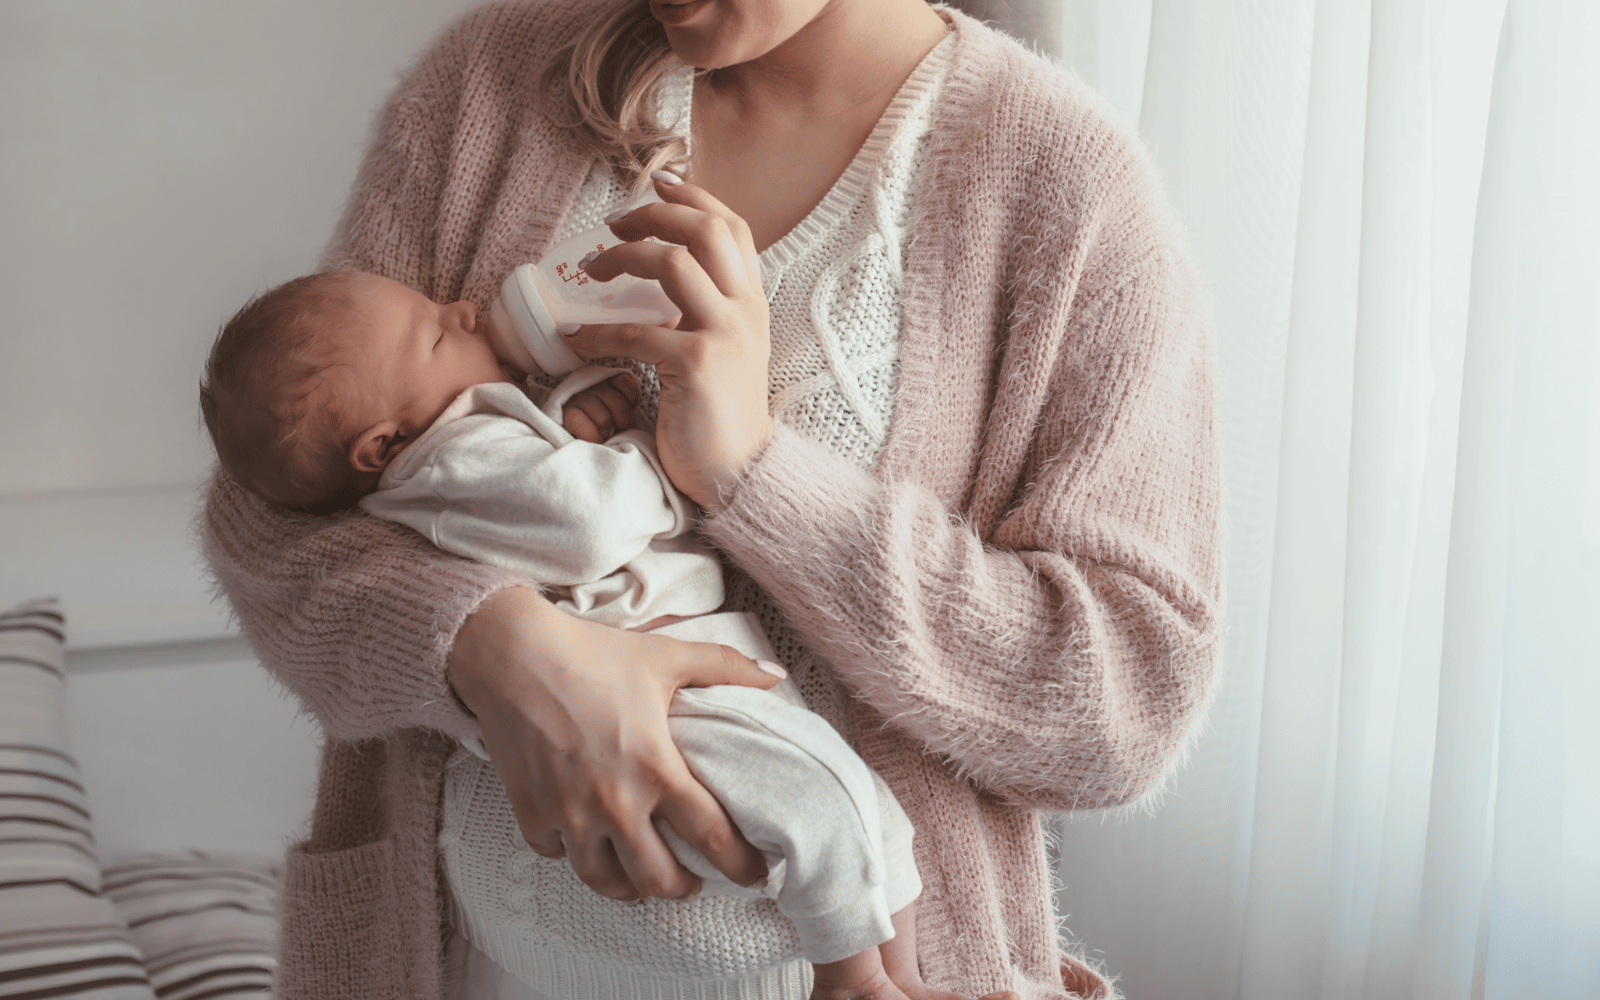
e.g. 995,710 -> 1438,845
438,32 -> 958,1000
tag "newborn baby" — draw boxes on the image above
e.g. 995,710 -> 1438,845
199,269 -> 970,1000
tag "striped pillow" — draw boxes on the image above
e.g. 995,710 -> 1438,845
102,853 -> 279,1000
0,597 -> 156,999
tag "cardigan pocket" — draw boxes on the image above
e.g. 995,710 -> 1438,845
1060,954 -> 1112,999
276,835 -> 405,1000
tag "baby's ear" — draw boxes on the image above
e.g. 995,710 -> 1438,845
349,420 -> 406,473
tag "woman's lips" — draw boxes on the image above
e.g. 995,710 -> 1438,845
649,0 -> 710,26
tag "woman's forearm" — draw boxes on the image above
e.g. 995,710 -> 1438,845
705,260 -> 1222,811
445,584 -> 562,720
707,424 -> 1218,811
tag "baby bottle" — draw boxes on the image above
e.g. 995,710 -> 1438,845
484,194 -> 679,376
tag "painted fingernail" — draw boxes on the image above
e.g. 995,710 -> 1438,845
557,322 -> 581,336
605,209 -> 628,224
756,659 -> 788,680
650,169 -> 684,186
578,250 -> 600,270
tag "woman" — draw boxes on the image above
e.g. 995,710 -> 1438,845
201,1 -> 1221,998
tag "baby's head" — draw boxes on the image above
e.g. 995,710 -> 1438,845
200,271 -> 514,514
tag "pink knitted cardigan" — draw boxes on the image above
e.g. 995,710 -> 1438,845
200,4 -> 1220,999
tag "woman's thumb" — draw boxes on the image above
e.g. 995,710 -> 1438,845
676,642 -> 786,691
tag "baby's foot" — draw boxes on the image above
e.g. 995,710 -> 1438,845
810,949 -> 914,1000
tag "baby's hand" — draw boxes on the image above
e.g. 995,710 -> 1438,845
562,371 -> 641,443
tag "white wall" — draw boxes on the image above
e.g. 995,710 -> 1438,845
66,648 -> 321,858
0,0 -> 479,499
0,0 -> 482,859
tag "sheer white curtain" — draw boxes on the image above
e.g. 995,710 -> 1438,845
1028,2 -> 1600,998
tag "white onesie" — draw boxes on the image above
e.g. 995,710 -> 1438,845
359,370 -> 921,991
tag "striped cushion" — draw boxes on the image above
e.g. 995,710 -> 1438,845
0,597 -> 156,999
102,853 -> 279,1000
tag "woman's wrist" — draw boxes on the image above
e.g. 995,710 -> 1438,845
446,585 -> 561,717
699,414 -> 774,513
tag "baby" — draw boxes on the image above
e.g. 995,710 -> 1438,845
199,269 -> 970,1000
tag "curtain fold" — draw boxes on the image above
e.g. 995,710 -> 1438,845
1038,1 -> 1600,997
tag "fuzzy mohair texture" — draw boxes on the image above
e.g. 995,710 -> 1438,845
198,3 -> 1221,999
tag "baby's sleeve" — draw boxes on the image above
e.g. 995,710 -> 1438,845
362,416 -> 684,586
870,768 -> 922,916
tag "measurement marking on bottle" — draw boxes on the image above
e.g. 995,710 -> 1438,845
554,262 -> 589,286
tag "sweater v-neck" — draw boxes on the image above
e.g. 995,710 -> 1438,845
662,29 -> 956,269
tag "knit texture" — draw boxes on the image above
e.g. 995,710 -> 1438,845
197,4 -> 1221,1000
442,749 -> 814,997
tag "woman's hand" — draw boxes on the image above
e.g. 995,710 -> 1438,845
566,172 -> 772,510
446,586 -> 782,900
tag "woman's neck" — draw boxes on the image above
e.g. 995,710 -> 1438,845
690,0 -> 949,251
702,0 -> 948,121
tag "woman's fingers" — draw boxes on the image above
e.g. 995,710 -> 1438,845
603,199 -> 757,297
650,640 -> 778,886
607,811 -> 704,901
670,640 -> 785,691
580,237 -> 734,331
507,797 -> 567,859
649,172 -> 763,289
655,772 -> 770,887
514,751 -> 700,901
560,321 -> 686,369
563,835 -> 645,901
562,173 -> 773,508
560,309 -> 772,508
447,592 -> 780,902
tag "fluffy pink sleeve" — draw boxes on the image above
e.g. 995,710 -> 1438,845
200,474 -> 529,743
705,244 -> 1221,812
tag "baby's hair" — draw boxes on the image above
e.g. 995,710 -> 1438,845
199,271 -> 369,514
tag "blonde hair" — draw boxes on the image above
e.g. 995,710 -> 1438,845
545,0 -> 691,193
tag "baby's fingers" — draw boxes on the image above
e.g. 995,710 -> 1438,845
562,404 -> 609,444
561,372 -> 640,442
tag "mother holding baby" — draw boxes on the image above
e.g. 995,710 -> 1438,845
203,0 -> 1220,998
